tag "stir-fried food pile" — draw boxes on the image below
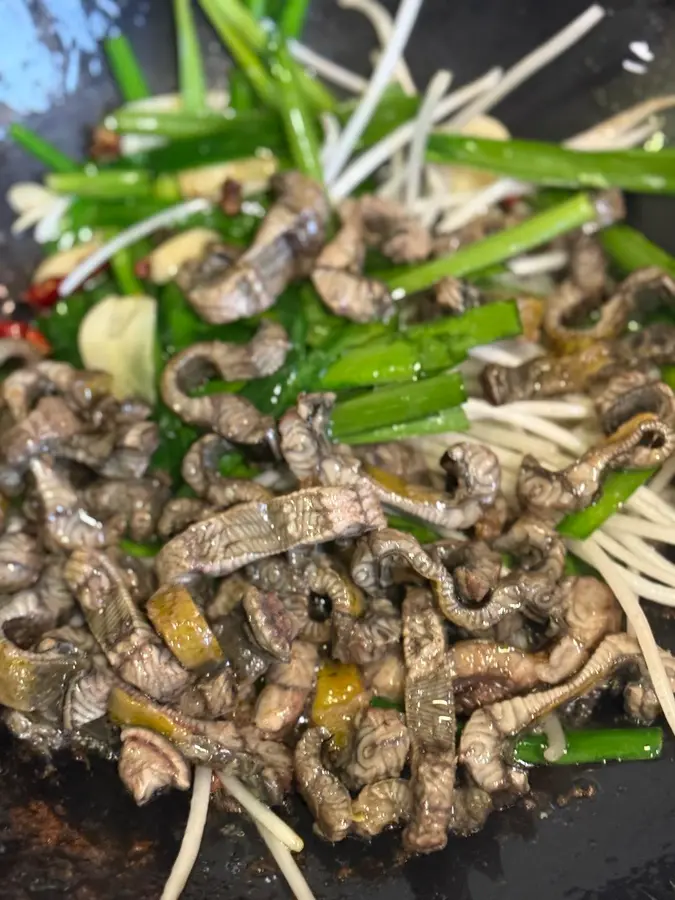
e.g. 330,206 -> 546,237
8,0 -> 675,897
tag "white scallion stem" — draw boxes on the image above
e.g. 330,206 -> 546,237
465,398 -> 587,454
445,5 -> 605,130
289,42 -> 369,93
329,67 -> 502,200
217,773 -> 304,852
161,766 -> 212,900
508,250 -> 569,277
320,112 -> 342,165
256,823 -> 316,900
338,0 -> 417,94
569,537 -> 675,738
436,177 -> 526,234
405,70 -> 453,207
603,528 -> 675,581
567,95 -> 675,149
602,515 -> 675,546
594,531 -> 675,589
493,399 -> 593,420
468,421 -> 568,467
324,0 -> 425,184
467,340 -> 543,367
59,198 -> 210,297
648,453 -> 675,495
630,487 -> 675,525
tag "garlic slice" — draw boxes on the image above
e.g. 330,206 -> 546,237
33,239 -> 103,284
177,156 -> 278,201
146,228 -> 220,284
78,295 -> 157,402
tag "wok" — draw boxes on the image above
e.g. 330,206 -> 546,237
1,0 -> 675,897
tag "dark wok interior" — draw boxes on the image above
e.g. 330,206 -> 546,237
2,0 -> 675,897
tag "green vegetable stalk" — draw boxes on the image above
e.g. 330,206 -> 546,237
104,35 -> 150,102
279,0 -> 311,38
321,301 -> 522,389
199,0 -> 335,112
331,371 -> 466,439
343,405 -> 469,444
199,0 -> 279,106
110,247 -> 145,297
269,38 -> 323,181
379,193 -> 621,296
174,0 -> 208,113
557,469 -> 655,540
601,224 -> 675,277
513,727 -> 663,765
9,125 -> 79,173
427,134 -> 675,195
46,169 -> 154,199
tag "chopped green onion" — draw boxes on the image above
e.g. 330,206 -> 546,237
199,0 -> 281,106
380,193 -> 614,297
115,117 -> 287,172
9,124 -> 79,173
174,0 -> 208,113
119,539 -> 159,558
104,35 -> 150,102
343,405 -> 469,444
110,247 -> 145,296
370,696 -> 404,711
107,107 -> 235,138
513,727 -> 663,766
279,0 -> 310,39
321,301 -> 522,389
601,224 -> 675,278
427,135 -> 675,195
247,0 -> 268,16
662,365 -> 675,392
557,469 -> 656,540
201,0 -> 335,111
229,70 -> 257,111
269,38 -> 323,180
108,92 -> 414,149
46,169 -> 153,199
331,372 -> 466,439
385,515 -> 441,544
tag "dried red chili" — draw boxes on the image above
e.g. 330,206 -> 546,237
21,277 -> 62,309
0,320 -> 51,354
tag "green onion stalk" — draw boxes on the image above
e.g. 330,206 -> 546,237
378,193 -> 621,297
46,169 -> 156,199
104,35 -> 150,102
200,0 -> 335,112
513,727 -> 663,765
174,0 -> 208,113
269,37 -> 323,181
427,134 -> 675,195
557,469 -> 656,540
330,371 -> 466,439
601,224 -> 675,277
364,706 -> 662,766
199,0 -> 279,107
321,301 -> 522,389
9,125 -> 79,173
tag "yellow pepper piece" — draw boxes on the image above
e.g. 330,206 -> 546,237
146,584 -> 224,673
108,683 -> 193,745
312,661 -> 367,735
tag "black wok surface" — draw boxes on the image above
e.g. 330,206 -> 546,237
2,0 -> 675,897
